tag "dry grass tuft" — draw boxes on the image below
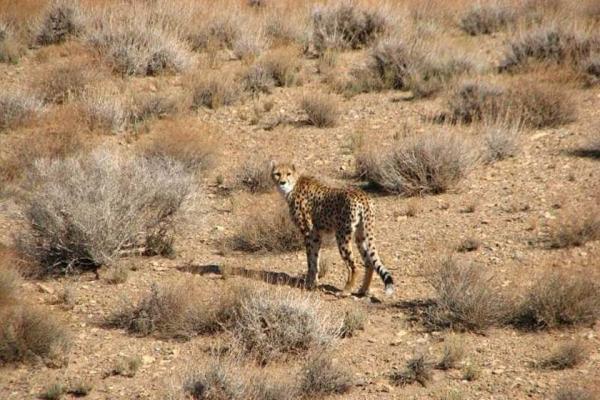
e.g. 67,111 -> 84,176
443,80 -> 576,128
0,305 -> 70,364
426,258 -> 511,331
340,308 -> 366,338
87,8 -> 191,76
355,132 -> 478,196
499,26 -> 600,74
242,64 -> 276,94
436,335 -> 465,370
0,22 -> 22,64
34,0 -> 82,46
108,282 -> 219,339
257,48 -> 302,87
511,271 -> 600,330
18,149 -> 194,275
456,238 -> 481,253
231,288 -> 340,363
108,355 -> 142,378
391,354 -> 432,387
459,3 -> 515,36
311,3 -> 387,53
0,129 -> 86,186
130,93 -> 178,124
554,386 -> 596,400
483,117 -> 523,162
234,158 -> 273,193
300,93 -> 339,127
0,267 -> 20,308
300,354 -> 353,396
190,73 -> 241,109
39,383 -> 64,400
538,341 -> 588,370
546,208 -> 600,248
80,86 -> 128,133
32,62 -> 89,105
105,265 -> 128,285
0,87 -> 43,131
229,206 -> 303,253
142,120 -> 218,173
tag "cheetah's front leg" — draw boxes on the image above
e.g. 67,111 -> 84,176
304,231 -> 321,290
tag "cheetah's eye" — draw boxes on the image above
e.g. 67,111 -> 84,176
286,172 -> 291,176
274,173 -> 280,178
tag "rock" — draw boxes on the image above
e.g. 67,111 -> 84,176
36,283 -> 54,294
142,355 -> 156,365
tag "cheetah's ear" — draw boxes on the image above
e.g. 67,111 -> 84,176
291,163 -> 296,172
269,160 -> 276,171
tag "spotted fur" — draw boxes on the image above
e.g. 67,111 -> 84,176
271,162 -> 394,296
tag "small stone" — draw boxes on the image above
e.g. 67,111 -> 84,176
36,283 -> 54,294
142,355 -> 155,365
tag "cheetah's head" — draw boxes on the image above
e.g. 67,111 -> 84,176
270,161 -> 298,196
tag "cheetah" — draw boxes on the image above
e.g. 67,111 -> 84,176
271,161 -> 394,296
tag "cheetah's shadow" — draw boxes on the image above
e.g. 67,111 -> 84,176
177,263 -> 341,294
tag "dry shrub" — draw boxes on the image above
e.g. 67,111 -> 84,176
80,86 -> 128,133
34,0 -> 82,46
105,265 -> 128,285
349,39 -> 473,98
109,282 -> 217,339
109,355 -> 142,378
241,64 -> 276,95
187,15 -> 241,52
87,7 -> 191,76
459,3 -> 515,36
499,26 -> 600,73
583,54 -> 600,86
511,272 -> 600,330
538,341 -> 588,370
300,93 -> 339,127
546,208 -> 600,248
456,238 -> 480,253
0,129 -> 86,185
426,258 -> 511,331
190,73 -> 240,109
0,261 -> 21,307
554,386 -> 596,400
257,48 -> 301,87
232,32 -> 266,63
391,354 -> 432,387
18,149 -> 194,275
229,206 -> 303,253
436,335 -> 465,370
234,158 -> 273,193
443,80 -> 576,128
355,132 -> 478,196
483,117 -> 523,162
0,87 -> 43,131
311,2 -> 387,53
230,287 -> 340,363
184,357 -> 296,400
142,120 -> 217,173
340,308 -> 366,337
0,305 -> 69,364
0,22 -> 22,64
300,354 -> 353,396
130,93 -> 178,124
32,62 -> 89,104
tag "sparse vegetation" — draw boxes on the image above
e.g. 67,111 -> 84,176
301,93 -> 339,127
511,272 -> 600,330
231,288 -> 340,363
66,381 -> 92,397
459,3 -> 515,36
234,158 -> 273,193
554,386 -> 596,400
0,263 -> 21,307
311,3 -> 387,53
300,354 -> 353,396
108,355 -> 142,378
391,354 -> 432,387
229,206 -> 303,253
426,258 -> 511,331
456,238 -> 480,252
462,361 -> 480,381
256,48 -> 301,87
0,87 -> 43,131
142,120 -> 217,173
355,132 -> 478,196
546,208 -> 600,248
0,305 -> 70,364
80,86 -> 128,133
538,341 -> 587,370
436,335 -> 465,370
105,265 -> 128,284
130,93 -> 178,124
483,118 -> 523,162
190,73 -> 240,109
443,80 -> 576,128
340,308 -> 366,337
40,383 -> 65,400
32,63 -> 89,104
35,0 -> 82,46
18,149 -> 194,275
